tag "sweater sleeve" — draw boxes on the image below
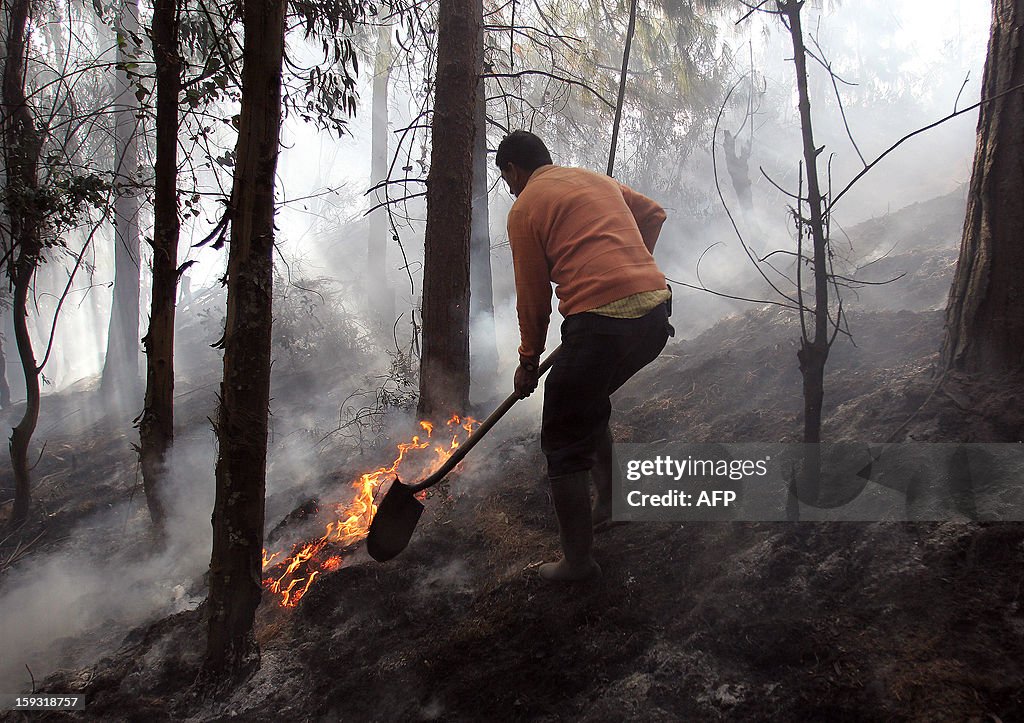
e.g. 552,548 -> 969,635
508,205 -> 552,359
619,183 -> 667,254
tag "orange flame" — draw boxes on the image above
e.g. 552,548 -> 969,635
322,556 -> 343,572
262,414 -> 477,607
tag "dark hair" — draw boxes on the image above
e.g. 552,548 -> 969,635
495,130 -> 553,172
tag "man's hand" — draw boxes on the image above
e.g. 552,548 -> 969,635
514,358 -> 540,398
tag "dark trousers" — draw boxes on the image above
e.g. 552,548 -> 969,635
542,302 -> 672,477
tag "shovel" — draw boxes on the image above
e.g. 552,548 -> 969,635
366,346 -> 561,562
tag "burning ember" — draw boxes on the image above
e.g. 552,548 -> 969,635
262,414 -> 477,607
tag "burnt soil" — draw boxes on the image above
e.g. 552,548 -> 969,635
3,191 -> 1024,721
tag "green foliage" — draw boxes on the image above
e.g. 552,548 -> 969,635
39,165 -> 112,234
292,0 -> 365,38
290,61 -> 360,137
1,154 -> 112,263
482,0 -> 732,193
283,0 -> 372,137
168,0 -> 379,215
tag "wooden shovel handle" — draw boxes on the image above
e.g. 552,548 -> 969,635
408,346 -> 561,492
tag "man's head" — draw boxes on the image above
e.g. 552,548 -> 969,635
496,130 -> 553,197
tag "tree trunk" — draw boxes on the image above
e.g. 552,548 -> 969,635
4,0 -> 43,527
780,0 -> 830,511
942,0 -> 1024,374
417,0 -> 478,419
367,24 -> 395,330
100,0 -> 142,405
0,321 -> 11,409
204,0 -> 286,677
722,129 -> 753,213
781,0 -> 830,449
138,0 -> 181,530
469,0 -> 499,399
607,0 -> 638,177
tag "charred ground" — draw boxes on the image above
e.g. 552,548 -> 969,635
3,190 -> 1024,721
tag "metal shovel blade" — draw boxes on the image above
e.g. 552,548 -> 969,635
365,347 -> 562,563
366,477 -> 424,562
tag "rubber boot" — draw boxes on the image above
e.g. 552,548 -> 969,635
591,426 -> 614,530
539,471 -> 602,581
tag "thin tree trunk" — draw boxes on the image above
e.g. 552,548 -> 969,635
470,0 -> 499,398
367,24 -> 395,330
4,0 -> 43,527
205,0 -> 286,676
781,0 -> 829,448
9,272 -> 39,526
101,0 -> 142,405
780,0 -> 829,510
607,0 -> 637,177
0,324 -> 11,408
416,0 -> 479,418
942,0 -> 1024,374
138,0 -> 181,530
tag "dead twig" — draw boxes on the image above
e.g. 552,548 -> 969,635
1,527 -> 46,574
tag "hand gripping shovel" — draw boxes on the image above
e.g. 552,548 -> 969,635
366,347 -> 560,562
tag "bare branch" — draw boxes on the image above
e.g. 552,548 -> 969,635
953,72 -> 971,113
363,192 -> 427,216
483,70 -> 614,109
364,177 -> 427,194
667,276 -> 799,311
806,35 -> 865,165
736,0 -> 777,25
831,82 -> 1024,209
760,166 -> 801,200
832,271 -> 908,286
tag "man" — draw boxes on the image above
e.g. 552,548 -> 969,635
496,130 -> 673,582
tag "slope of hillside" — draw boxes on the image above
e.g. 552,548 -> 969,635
11,302 -> 1022,722
4,188 -> 1024,721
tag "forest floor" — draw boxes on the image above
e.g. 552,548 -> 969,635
3,189 -> 1024,721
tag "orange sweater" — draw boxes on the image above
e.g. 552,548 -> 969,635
507,165 -> 667,358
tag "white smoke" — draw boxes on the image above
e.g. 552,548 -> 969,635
0,434 -> 215,691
